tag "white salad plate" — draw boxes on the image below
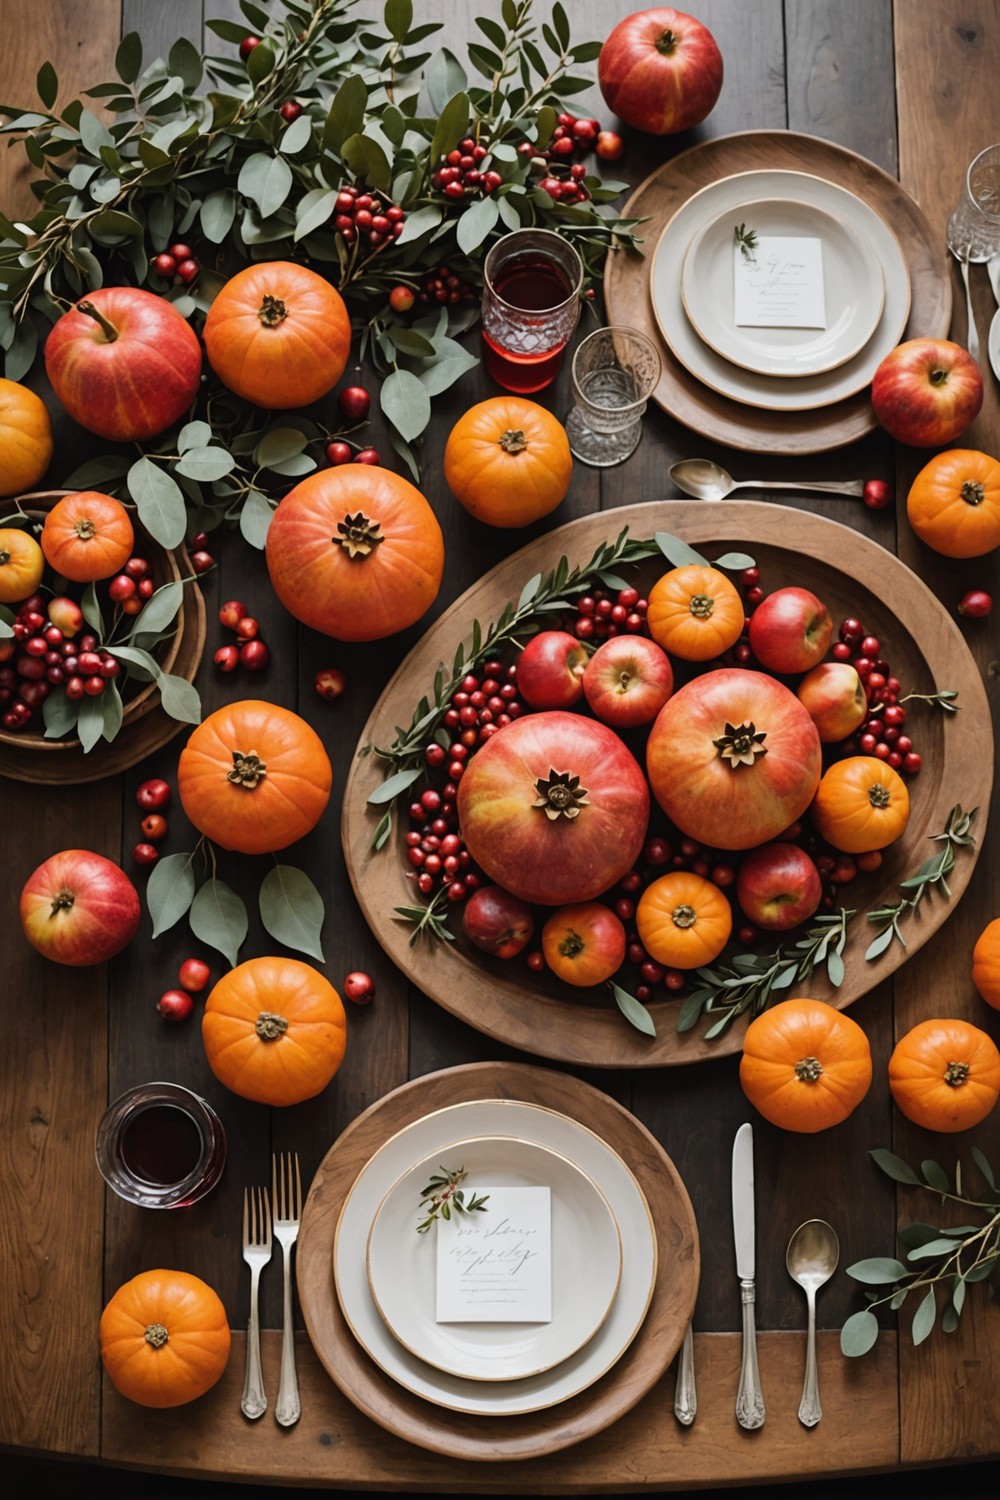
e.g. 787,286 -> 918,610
651,169 -> 911,410
365,1134 -> 622,1383
334,1098 -> 658,1417
680,197 -> 885,376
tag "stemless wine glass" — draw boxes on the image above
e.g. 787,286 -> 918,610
947,144 -> 1000,261
96,1081 -> 227,1209
481,229 -> 584,393
565,327 -> 662,467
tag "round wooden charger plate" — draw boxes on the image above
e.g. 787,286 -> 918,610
604,130 -> 952,455
296,1061 -> 698,1462
342,502 -> 992,1069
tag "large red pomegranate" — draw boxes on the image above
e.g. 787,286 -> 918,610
457,711 -> 650,906
646,667 -> 822,851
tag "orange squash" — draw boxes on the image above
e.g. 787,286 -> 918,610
906,448 -> 1000,558
972,918 -> 1000,1010
40,491 -> 134,582
541,902 -> 626,986
740,998 -> 873,1133
0,526 -> 44,604
810,755 -> 910,853
266,465 -> 444,640
443,396 -> 572,527
203,261 -> 351,408
636,871 -> 732,969
99,1269 -> 231,1408
202,955 -> 347,1105
888,1018 -> 1000,1132
646,564 -> 745,662
0,378 -> 53,496
177,700 -> 332,855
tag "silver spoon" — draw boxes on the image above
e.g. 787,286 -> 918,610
669,458 -> 865,503
785,1219 -> 840,1428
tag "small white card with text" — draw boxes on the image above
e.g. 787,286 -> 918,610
436,1186 -> 552,1323
733,235 -> 827,328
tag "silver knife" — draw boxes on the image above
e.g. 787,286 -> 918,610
732,1122 -> 765,1429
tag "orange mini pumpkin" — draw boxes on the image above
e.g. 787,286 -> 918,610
810,756 -> 910,853
0,377 -> 53,496
646,564 -> 745,662
636,871 -> 732,969
202,955 -> 347,1106
40,491 -> 134,582
177,700 -> 332,855
906,448 -> 1000,558
888,1018 -> 1000,1132
99,1268 -> 231,1408
443,396 -> 572,528
265,465 -> 444,641
203,261 -> 351,408
541,902 -> 626,987
740,998 -> 873,1133
972,918 -> 1000,1010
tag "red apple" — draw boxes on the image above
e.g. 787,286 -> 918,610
583,634 -> 674,727
19,849 -> 140,965
871,338 -> 983,447
516,630 -> 588,709
748,587 -> 832,675
736,842 -> 823,932
45,288 -> 203,443
598,7 -> 724,135
796,662 -> 868,743
462,885 -> 535,959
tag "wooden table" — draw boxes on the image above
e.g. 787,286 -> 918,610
2,0 -> 998,1490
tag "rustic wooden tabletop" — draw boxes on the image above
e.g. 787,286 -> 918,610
2,0 -> 999,1491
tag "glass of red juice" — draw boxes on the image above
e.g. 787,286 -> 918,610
481,229 -> 584,393
96,1081 -> 226,1209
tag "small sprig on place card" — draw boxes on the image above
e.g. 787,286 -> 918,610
416,1165 -> 490,1235
733,222 -> 758,264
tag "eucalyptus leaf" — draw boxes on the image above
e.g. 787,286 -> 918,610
611,984 -> 656,1037
455,193 -> 498,255
157,672 -> 201,725
245,41 -> 275,86
4,320 -> 37,382
78,110 -> 114,156
416,350 -> 479,396
129,581 -> 182,639
845,1256 -> 908,1284
840,1309 -> 879,1357
380,368 -> 431,442
395,204 -> 442,246
189,877 -> 248,967
294,188 -> 336,242
178,420 -> 213,454
713,551 -> 756,570
826,949 -> 845,986
425,49 -> 467,115
168,36 -> 203,90
76,694 -> 104,754
869,1148 -> 921,1185
368,766 -> 423,805
864,925 -> 896,960
324,74 -> 367,154
911,1286 -> 937,1345
655,531 -> 708,568
921,1159 -> 951,1194
146,851 -> 196,938
256,427 -> 307,466
266,453 -> 316,477
80,581 -> 104,637
42,690 -> 79,740
36,62 -> 58,110
200,188 -> 237,244
430,92 -> 469,169
107,643 -> 159,681
175,447 -> 236,481
101,680 -> 123,741
278,112 -> 312,155
259,865 -> 325,961
115,32 -> 142,85
239,491 -> 274,549
237,152 -> 293,219
127,458 -> 187,548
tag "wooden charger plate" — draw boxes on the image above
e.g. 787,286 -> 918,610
342,502 -> 992,1069
296,1061 -> 698,1461
604,130 -> 952,455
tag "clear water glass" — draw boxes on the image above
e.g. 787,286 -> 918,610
95,1081 -> 227,1209
947,144 -> 1000,261
565,327 -> 662,467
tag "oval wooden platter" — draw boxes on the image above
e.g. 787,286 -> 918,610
296,1061 -> 699,1462
604,130 -> 952,455
342,502 -> 992,1069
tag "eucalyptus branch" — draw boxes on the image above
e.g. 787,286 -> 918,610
864,805 -> 977,960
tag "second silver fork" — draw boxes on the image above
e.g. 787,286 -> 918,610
241,1185 -> 272,1421
273,1152 -> 302,1427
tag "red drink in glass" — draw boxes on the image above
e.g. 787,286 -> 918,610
481,230 -> 583,393
482,258 -> 575,392
96,1082 -> 227,1208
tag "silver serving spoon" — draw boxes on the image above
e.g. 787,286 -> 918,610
785,1219 -> 840,1428
669,459 -> 865,503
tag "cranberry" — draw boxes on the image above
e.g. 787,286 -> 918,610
124,556 -> 151,579
280,101 -> 303,123
863,479 -> 894,510
213,644 -> 239,672
176,258 -> 199,284
108,574 -> 136,602
344,971 -> 376,1005
98,656 -> 120,679
832,641 -> 852,661
643,837 -> 671,866
839,617 -> 863,642
136,778 -> 171,812
338,385 -> 371,421
388,285 -> 416,312
179,958 -> 211,993
64,676 -> 85,700
157,989 -> 194,1022
860,635 -> 881,659
190,550 -> 215,574
526,951 -> 546,973
132,842 -> 160,866
315,666 -> 346,701
151,252 -> 177,278
168,242 -> 192,261
16,656 -> 45,681
354,448 -> 380,465
738,926 -> 757,947
958,589 -> 992,618
325,439 -> 353,466
24,636 -> 48,658
902,752 -> 922,774
239,35 -> 260,59
239,639 -> 270,671
595,130 -> 625,161
137,577 -> 155,600
83,675 -> 105,696
235,616 -> 260,641
857,851 -> 883,872
640,960 -> 665,986
18,679 -> 48,708
140,813 -> 168,843
218,599 -> 248,631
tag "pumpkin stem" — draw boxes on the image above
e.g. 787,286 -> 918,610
532,768 -> 589,821
227,750 -> 268,789
0,546 -> 10,566
255,1011 -> 289,1041
558,928 -> 585,959
144,1323 -> 169,1348
671,903 -> 697,929
73,518 -> 97,541
334,512 -> 384,559
77,298 -> 120,344
655,28 -> 679,55
867,782 -> 891,809
688,592 -> 715,619
945,1060 -> 970,1087
712,720 -> 768,769
49,887 -> 75,917
795,1055 -> 824,1082
498,428 -> 528,455
258,294 -> 288,328
960,479 -> 985,507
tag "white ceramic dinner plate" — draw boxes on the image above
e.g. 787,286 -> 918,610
334,1098 -> 658,1416
365,1135 -> 622,1383
651,169 -> 911,410
680,197 -> 885,376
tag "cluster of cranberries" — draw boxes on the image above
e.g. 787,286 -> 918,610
572,585 -> 649,641
188,531 -> 217,576
213,599 -> 270,675
323,386 -> 379,467
157,955 -> 213,1024
132,777 -> 172,867
151,241 -> 200,287
333,186 -> 405,248
432,138 -> 503,199
416,264 -> 476,307
1,593 -> 118,731
832,616 -> 921,775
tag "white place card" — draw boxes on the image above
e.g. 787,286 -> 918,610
733,235 -> 827,329
435,1185 -> 551,1323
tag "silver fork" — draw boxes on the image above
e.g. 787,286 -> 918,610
272,1152 -> 302,1427
241,1185 -> 271,1421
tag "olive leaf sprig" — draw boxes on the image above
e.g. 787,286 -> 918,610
394,885 -> 455,945
864,805 -> 978,960
841,1147 -> 1000,1358
898,688 -> 960,713
416,1164 -> 490,1233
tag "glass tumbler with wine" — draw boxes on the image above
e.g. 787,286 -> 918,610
96,1081 -> 227,1209
481,229 -> 584,393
